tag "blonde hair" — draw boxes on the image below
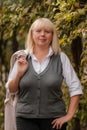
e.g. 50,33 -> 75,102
25,18 -> 61,55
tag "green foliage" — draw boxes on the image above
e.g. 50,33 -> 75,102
79,33 -> 87,126
53,1 -> 87,45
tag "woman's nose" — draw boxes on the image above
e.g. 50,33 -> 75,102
40,31 -> 45,35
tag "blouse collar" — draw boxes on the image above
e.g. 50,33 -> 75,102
29,46 -> 54,59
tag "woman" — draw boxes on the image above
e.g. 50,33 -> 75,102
5,18 -> 83,130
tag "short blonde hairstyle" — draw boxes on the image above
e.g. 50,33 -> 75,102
25,18 -> 61,55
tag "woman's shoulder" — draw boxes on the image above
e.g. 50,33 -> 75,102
60,51 -> 67,57
59,51 -> 69,62
59,51 -> 72,68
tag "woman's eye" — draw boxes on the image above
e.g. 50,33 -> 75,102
45,30 -> 50,33
36,30 -> 41,32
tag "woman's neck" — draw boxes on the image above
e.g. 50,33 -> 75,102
33,46 -> 49,63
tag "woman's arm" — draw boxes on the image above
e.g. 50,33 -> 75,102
67,95 -> 80,119
8,73 -> 21,93
52,95 -> 81,129
8,57 -> 28,93
52,52 -> 83,129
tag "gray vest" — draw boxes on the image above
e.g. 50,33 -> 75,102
16,54 -> 66,118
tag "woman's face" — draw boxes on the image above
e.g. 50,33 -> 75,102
32,26 -> 53,48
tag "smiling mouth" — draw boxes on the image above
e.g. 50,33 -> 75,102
39,39 -> 46,41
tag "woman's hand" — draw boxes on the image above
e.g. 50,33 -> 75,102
17,56 -> 28,78
52,114 -> 70,129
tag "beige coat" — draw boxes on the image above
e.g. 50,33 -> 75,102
4,50 -> 28,130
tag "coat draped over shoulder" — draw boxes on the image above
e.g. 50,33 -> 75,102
4,50 -> 28,130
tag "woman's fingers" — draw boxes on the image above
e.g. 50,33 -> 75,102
17,56 -> 28,66
16,57 -> 29,77
52,116 -> 67,129
52,119 -> 62,129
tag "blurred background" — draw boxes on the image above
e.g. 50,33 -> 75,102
0,0 -> 87,129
